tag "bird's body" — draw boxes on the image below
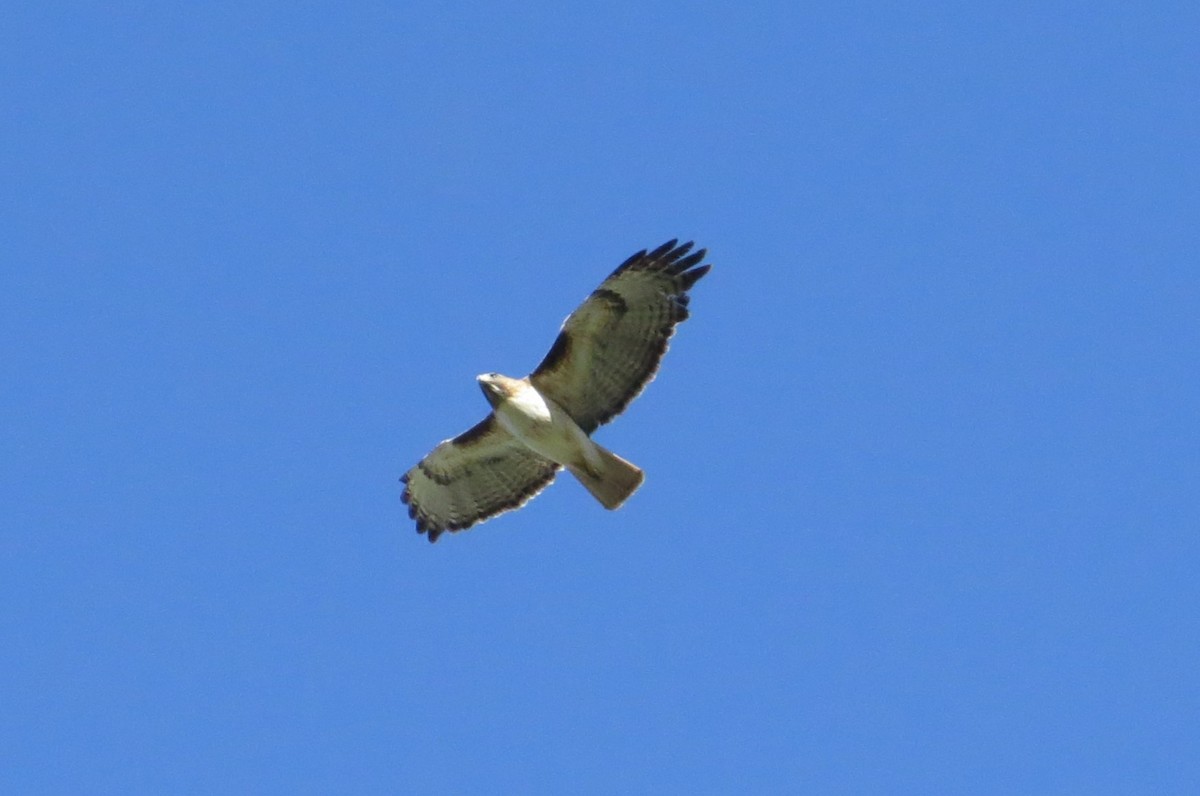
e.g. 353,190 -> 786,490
478,372 -> 645,511
400,239 -> 711,542
480,373 -> 597,476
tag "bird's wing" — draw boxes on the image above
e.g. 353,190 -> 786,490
528,240 -> 711,433
400,415 -> 560,542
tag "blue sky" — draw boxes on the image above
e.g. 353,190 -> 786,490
3,2 -> 1197,792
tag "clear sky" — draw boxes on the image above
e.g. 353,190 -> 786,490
3,2 -> 1197,793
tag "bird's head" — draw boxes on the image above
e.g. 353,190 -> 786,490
477,373 -> 507,407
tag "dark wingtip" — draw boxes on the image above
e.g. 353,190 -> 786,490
613,239 -> 704,276
648,239 -> 678,259
416,515 -> 444,543
612,247 -> 649,276
681,263 -> 711,289
670,248 -> 706,274
667,240 -> 694,259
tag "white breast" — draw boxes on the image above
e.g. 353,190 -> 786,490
495,383 -> 595,468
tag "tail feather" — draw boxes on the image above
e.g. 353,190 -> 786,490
568,444 -> 644,510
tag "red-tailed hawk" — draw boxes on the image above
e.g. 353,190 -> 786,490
400,239 -> 711,542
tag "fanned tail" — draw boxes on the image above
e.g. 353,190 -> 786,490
567,444 -> 644,510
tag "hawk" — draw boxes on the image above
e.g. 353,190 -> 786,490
400,239 -> 711,542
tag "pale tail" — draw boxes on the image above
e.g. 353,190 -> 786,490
567,444 -> 645,510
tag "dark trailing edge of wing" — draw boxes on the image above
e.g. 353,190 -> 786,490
399,412 -> 560,543
399,415 -> 497,542
401,463 -> 559,544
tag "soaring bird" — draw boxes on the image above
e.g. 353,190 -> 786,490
400,239 -> 711,542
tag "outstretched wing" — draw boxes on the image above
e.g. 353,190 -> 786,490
400,415 -> 560,542
529,240 -> 711,433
